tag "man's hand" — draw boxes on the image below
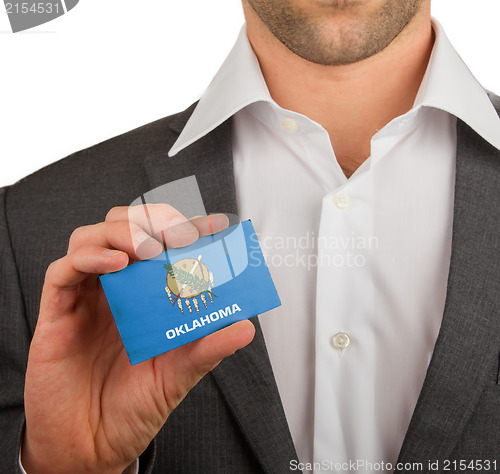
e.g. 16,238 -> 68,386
22,205 -> 255,474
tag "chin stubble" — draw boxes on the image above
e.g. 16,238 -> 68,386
247,0 -> 425,66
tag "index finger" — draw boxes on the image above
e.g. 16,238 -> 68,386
106,205 -> 230,248
106,204 -> 199,249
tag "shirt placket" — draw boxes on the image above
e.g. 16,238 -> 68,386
313,170 -> 377,471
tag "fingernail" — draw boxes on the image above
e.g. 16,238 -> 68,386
170,217 -> 197,234
135,231 -> 158,245
103,249 -> 124,257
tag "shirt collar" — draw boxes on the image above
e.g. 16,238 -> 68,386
169,20 -> 500,157
414,19 -> 500,150
169,26 -> 272,157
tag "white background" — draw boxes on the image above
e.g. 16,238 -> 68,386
1,0 -> 499,187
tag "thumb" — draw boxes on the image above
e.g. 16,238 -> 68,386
186,319 -> 256,373
153,320 -> 256,408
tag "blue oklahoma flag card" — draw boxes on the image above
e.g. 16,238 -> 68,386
100,220 -> 281,365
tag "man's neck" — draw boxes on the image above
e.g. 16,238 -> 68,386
244,5 -> 434,178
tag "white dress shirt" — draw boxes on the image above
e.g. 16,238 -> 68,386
169,19 -> 500,473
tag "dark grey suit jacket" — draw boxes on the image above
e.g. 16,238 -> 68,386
0,96 -> 499,473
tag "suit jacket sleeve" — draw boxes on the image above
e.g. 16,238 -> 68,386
0,185 -> 157,473
0,186 -> 31,474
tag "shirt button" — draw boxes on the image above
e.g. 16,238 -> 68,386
282,118 -> 299,133
331,332 -> 350,350
333,192 -> 350,209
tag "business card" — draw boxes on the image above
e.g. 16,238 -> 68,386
100,220 -> 281,365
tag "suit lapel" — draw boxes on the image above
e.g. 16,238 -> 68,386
396,119 -> 500,468
143,104 -> 239,220
211,320 -> 300,473
143,108 -> 299,473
